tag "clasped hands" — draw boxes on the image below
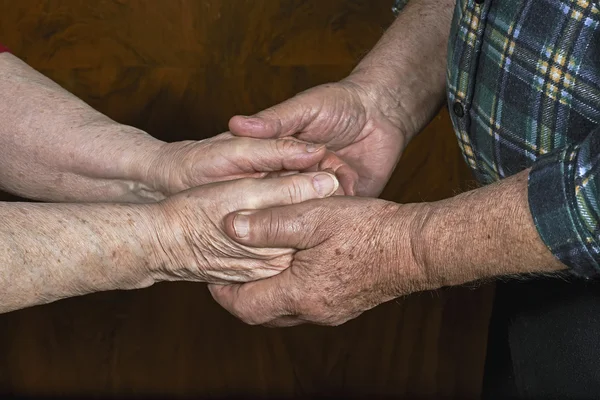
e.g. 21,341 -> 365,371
141,80 -> 431,327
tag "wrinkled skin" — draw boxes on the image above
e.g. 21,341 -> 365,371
144,132 -> 355,197
229,81 -> 407,197
209,197 -> 432,326
147,172 -> 340,284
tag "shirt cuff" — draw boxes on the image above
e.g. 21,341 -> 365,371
528,140 -> 600,278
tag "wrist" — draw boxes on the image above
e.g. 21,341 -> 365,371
70,122 -> 170,202
92,204 -> 163,292
122,202 -> 173,285
343,0 -> 453,143
344,67 -> 434,144
416,195 -> 488,289
83,122 -> 166,184
414,177 -> 564,290
379,201 -> 438,297
412,199 -> 459,288
46,203 -> 161,294
141,199 -> 209,283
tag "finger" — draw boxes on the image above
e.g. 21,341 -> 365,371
317,168 -> 346,196
288,150 -> 357,196
204,255 -> 293,284
318,153 -> 358,196
227,171 -> 339,212
335,165 -> 357,196
229,95 -> 318,139
230,137 -> 327,173
264,170 -> 299,178
308,167 -> 346,195
224,199 -> 326,249
208,269 -> 298,325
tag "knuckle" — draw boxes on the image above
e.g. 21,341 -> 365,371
274,138 -> 297,154
260,107 -> 282,123
262,209 -> 284,244
255,108 -> 284,134
282,175 -> 310,203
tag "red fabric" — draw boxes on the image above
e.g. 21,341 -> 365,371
0,44 -> 9,53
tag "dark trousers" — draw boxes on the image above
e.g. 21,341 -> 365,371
482,278 -> 600,399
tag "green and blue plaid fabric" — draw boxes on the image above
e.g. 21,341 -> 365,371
446,0 -> 600,276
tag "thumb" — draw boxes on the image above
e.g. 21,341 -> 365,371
229,94 -> 318,139
223,201 -> 327,250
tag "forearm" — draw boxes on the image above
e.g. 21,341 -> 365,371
415,169 -> 566,289
0,202 -> 157,313
0,53 -> 165,202
346,0 -> 455,140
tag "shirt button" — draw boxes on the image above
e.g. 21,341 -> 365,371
453,101 -> 465,118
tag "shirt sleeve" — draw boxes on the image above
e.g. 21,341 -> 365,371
528,127 -> 600,277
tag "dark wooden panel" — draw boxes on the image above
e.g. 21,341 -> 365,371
0,1 -> 493,398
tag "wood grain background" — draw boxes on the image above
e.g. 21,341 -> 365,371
0,1 -> 494,398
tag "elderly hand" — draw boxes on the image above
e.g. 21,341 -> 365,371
135,131 -> 354,198
228,79 -> 409,197
0,53 -> 353,203
146,172 -> 340,284
208,197 -> 436,326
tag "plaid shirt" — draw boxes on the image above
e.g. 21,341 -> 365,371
393,0 -> 600,276
443,0 -> 600,277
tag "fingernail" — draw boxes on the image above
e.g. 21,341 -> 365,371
306,143 -> 325,153
233,214 -> 250,238
313,173 -> 338,197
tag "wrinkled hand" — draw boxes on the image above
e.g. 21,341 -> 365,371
135,132 -> 353,198
209,197 -> 434,326
146,172 -> 340,284
229,80 -> 408,196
